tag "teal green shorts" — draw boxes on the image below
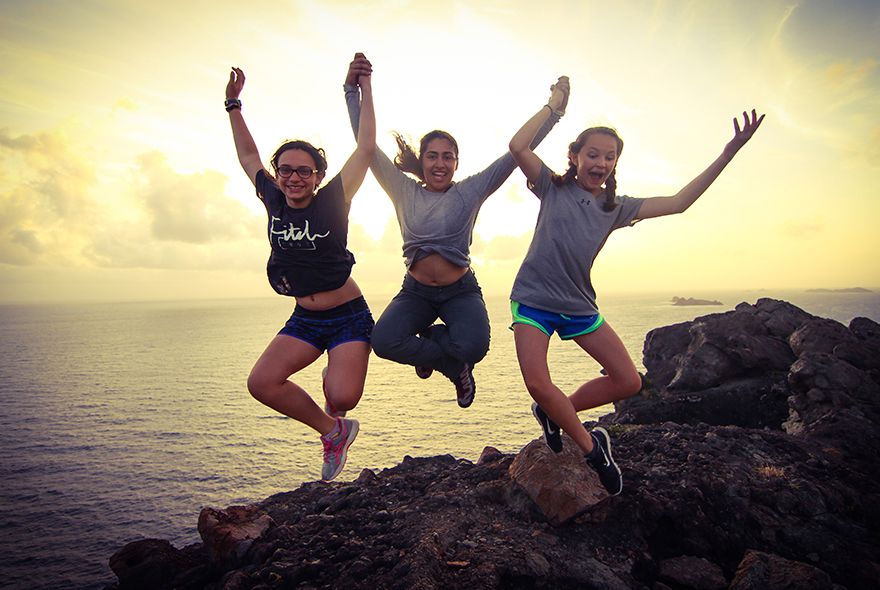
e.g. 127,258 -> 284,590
510,300 -> 604,339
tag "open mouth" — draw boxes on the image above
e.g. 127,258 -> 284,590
587,171 -> 605,183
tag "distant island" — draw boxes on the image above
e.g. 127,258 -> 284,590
671,296 -> 722,306
806,287 -> 873,293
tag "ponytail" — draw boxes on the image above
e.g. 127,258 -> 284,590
393,133 -> 424,180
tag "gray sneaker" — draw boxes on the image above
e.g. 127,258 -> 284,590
320,417 -> 359,481
322,366 -> 345,418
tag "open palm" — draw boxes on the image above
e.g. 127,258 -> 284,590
726,108 -> 765,155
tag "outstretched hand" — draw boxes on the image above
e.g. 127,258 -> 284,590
345,52 -> 373,87
226,67 -> 245,99
548,75 -> 570,113
725,109 -> 765,156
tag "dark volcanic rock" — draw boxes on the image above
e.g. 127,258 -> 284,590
617,299 -> 811,429
657,554 -> 726,590
728,550 -> 835,590
107,300 -> 880,590
644,299 -> 805,393
108,539 -> 208,590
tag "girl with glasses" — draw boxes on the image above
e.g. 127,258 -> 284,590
225,55 -> 376,482
509,76 -> 764,495
344,54 -> 565,408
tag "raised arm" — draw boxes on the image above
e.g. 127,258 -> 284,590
225,67 -> 264,186
344,56 -> 413,202
509,76 -> 569,184
338,53 -> 376,203
635,109 -> 765,220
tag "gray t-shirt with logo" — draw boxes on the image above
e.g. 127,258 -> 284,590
510,164 -> 645,315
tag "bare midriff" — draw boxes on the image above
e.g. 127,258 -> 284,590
408,253 -> 469,286
295,276 -> 364,311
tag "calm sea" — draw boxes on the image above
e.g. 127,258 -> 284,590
1,290 -> 878,589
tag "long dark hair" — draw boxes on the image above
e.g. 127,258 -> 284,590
393,130 -> 459,181
551,126 -> 623,211
270,139 -> 328,177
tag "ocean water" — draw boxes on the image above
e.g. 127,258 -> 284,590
1,289 -> 878,589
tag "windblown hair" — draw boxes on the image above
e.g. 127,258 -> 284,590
551,126 -> 623,211
270,140 -> 328,176
393,130 -> 459,181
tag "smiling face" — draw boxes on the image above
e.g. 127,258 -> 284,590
570,132 -> 620,196
420,137 -> 458,193
275,149 -> 324,207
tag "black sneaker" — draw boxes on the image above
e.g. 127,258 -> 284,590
450,363 -> 475,408
585,427 -> 622,496
531,402 -> 563,453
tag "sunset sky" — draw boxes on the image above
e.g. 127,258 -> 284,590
1,0 -> 878,303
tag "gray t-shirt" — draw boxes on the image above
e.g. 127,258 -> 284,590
510,164 -> 645,315
345,85 -> 559,269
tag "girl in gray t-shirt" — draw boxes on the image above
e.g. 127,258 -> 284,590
509,76 -> 765,495
344,55 -> 562,408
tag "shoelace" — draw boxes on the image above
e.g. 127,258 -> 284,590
322,437 -> 335,461
322,423 -> 346,461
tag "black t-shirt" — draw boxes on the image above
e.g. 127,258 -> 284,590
255,170 -> 355,297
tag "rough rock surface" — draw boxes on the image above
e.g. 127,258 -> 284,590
508,437 -> 606,525
106,299 -> 880,590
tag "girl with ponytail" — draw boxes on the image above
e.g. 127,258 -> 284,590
344,55 -> 565,409
508,76 -> 764,496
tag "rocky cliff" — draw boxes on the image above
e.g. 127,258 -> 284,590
106,299 -> 880,590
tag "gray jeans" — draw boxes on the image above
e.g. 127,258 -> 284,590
372,269 -> 490,378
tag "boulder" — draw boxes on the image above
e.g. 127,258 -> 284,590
197,505 -> 274,565
728,550 -> 834,590
657,555 -> 727,590
108,539 -> 206,590
508,437 -> 606,525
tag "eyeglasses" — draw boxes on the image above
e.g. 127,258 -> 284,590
276,165 -> 319,179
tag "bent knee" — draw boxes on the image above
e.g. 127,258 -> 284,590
371,338 -> 397,361
370,323 -> 402,359
522,376 -> 556,403
326,390 -> 363,412
247,371 -> 276,403
612,371 -> 643,398
449,337 -> 490,365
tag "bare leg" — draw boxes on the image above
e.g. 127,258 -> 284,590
323,340 -> 371,413
247,335 -> 336,435
569,322 -> 642,412
514,324 -> 594,454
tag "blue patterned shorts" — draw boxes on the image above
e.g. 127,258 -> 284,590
279,296 -> 374,351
